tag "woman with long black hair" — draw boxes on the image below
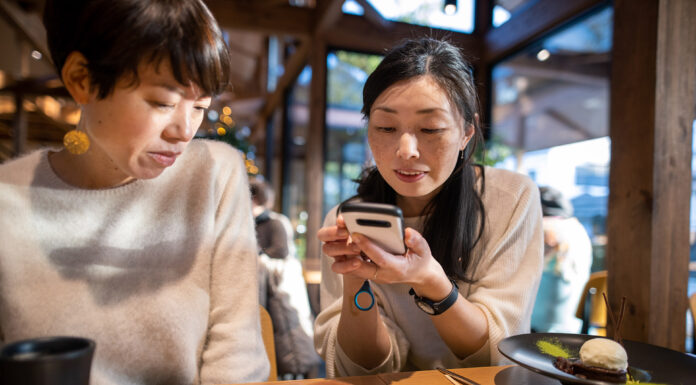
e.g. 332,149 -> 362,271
314,37 -> 543,377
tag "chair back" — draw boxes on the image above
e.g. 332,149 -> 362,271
689,293 -> 696,351
575,270 -> 608,335
259,305 -> 277,381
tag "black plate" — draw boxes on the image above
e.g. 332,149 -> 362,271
498,333 -> 696,385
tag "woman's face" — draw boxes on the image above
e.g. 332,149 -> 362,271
80,59 -> 211,183
367,75 -> 473,209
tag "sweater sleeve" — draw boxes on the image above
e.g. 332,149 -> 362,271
313,207 -> 410,377
199,144 -> 269,384
457,175 -> 543,367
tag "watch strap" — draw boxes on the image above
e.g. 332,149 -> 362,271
409,279 -> 459,315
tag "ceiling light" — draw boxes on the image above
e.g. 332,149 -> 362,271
536,49 -> 551,61
444,0 -> 457,15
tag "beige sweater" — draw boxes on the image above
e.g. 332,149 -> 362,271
314,167 -> 543,377
0,140 -> 268,384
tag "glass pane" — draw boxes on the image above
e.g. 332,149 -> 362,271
355,0 -> 475,34
688,119 -> 696,352
323,50 -> 382,217
283,65 -> 312,260
493,0 -> 539,27
490,6 -> 613,335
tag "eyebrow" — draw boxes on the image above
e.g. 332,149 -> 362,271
373,106 -> 447,114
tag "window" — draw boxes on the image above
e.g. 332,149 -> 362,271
323,50 -> 382,216
492,0 -> 538,27
344,0 -> 475,34
491,6 -> 613,334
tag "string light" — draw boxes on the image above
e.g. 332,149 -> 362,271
444,0 -> 457,15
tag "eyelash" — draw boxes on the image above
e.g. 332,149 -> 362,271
150,102 -> 208,112
421,128 -> 443,134
375,127 -> 443,134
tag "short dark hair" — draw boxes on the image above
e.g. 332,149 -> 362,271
43,0 -> 231,99
249,178 -> 270,206
539,186 -> 573,218
356,37 -> 486,282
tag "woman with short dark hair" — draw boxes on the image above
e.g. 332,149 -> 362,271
314,37 -> 543,376
0,1 -> 268,383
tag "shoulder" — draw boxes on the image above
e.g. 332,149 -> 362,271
482,166 -> 539,203
182,139 -> 244,166
0,149 -> 48,186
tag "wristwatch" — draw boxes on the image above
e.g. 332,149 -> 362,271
409,279 -> 459,315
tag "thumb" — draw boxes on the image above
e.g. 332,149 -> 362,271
404,228 -> 431,256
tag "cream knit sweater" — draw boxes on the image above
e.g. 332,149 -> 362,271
314,167 -> 543,377
0,140 -> 268,384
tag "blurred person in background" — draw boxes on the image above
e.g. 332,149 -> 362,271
0,1 -> 268,383
250,178 -> 320,379
531,186 -> 592,333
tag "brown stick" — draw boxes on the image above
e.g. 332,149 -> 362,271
615,297 -> 627,344
602,292 -> 619,342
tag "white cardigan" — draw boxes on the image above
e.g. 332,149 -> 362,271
314,167 -> 543,377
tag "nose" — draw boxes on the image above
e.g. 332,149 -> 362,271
396,133 -> 419,160
163,106 -> 196,143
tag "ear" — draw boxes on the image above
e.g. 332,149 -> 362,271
61,51 -> 92,105
460,114 -> 477,151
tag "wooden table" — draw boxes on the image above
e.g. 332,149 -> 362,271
232,365 -> 560,385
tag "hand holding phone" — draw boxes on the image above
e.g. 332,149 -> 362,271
339,202 -> 406,255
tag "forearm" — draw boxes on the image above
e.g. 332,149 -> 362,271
336,276 -> 391,369
411,267 -> 488,359
431,297 -> 488,358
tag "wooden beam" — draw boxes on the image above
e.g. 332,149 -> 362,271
484,0 -> 608,63
205,1 -> 312,37
0,0 -> 51,64
544,108 -> 592,139
314,0 -> 345,36
259,39 -> 310,121
607,0 -> 695,351
326,14 -> 481,57
353,0 -> 392,29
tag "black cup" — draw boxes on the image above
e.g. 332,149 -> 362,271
0,336 -> 95,385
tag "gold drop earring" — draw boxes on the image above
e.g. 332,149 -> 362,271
63,107 -> 90,155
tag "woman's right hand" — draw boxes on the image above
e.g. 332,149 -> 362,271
318,215 -> 366,282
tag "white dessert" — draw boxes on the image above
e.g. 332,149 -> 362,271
579,338 -> 628,371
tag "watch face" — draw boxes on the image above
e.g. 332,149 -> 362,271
416,300 -> 436,315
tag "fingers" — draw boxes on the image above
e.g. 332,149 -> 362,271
317,223 -> 349,243
351,233 -> 391,266
404,228 -> 431,257
322,240 -> 360,258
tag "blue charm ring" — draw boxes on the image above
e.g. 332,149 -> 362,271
354,279 -> 375,311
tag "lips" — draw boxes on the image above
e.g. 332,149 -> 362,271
148,151 -> 180,167
394,169 -> 427,183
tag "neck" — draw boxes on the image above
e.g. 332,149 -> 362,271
396,194 -> 432,217
48,148 -> 134,189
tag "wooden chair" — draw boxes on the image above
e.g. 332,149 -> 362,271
575,270 -> 608,335
689,293 -> 696,351
259,305 -> 277,381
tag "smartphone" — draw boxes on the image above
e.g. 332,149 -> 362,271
339,202 -> 406,255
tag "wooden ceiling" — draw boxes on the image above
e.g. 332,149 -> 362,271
0,0 -> 486,155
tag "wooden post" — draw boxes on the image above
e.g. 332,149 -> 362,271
305,40 -> 327,263
607,0 -> 696,350
12,91 -> 26,157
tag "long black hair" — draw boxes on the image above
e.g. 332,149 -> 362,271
356,37 -> 486,282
